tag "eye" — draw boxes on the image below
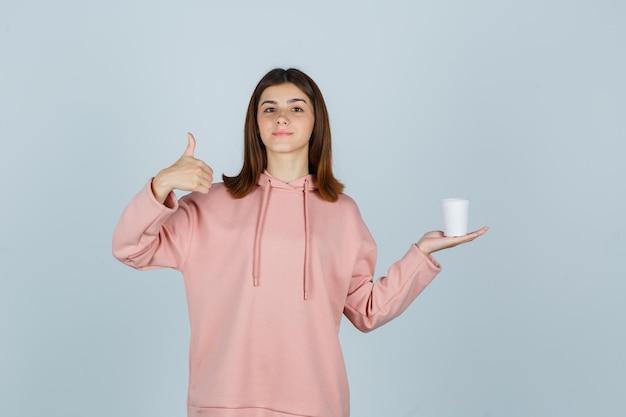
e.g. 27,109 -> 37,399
291,107 -> 304,113
262,107 -> 276,113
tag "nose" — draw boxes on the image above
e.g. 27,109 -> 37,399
275,109 -> 289,125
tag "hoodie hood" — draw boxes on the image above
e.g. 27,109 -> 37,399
253,171 -> 317,300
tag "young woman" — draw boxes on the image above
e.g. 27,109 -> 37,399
112,68 -> 488,417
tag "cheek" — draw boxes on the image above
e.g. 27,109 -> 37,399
258,116 -> 274,130
256,121 -> 271,143
257,129 -> 269,143
256,118 -> 267,137
306,118 -> 315,135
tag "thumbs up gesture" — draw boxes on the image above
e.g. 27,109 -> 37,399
152,133 -> 214,204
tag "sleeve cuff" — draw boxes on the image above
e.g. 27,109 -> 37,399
412,243 -> 441,270
148,178 -> 178,211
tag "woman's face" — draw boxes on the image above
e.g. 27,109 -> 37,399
257,82 -> 315,162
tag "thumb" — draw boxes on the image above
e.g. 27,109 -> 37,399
183,132 -> 196,157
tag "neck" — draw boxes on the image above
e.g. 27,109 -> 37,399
266,153 -> 309,183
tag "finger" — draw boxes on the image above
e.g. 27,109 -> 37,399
196,169 -> 213,185
190,160 -> 213,176
193,181 -> 212,194
194,166 -> 214,183
200,173 -> 214,186
184,161 -> 213,183
468,226 -> 489,237
455,227 -> 489,244
184,132 -> 196,157
200,162 -> 214,176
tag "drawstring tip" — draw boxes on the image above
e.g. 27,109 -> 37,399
253,278 -> 259,287
304,290 -> 308,300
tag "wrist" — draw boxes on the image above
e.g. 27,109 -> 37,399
151,172 -> 172,204
414,243 -> 431,256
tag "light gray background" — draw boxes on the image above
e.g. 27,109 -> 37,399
1,1 -> 624,416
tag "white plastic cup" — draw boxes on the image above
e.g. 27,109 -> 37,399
440,198 -> 469,237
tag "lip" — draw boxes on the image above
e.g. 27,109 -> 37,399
272,130 -> 292,137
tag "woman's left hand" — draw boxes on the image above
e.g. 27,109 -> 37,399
416,226 -> 489,256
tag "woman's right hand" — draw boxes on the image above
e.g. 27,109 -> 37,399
151,132 -> 214,204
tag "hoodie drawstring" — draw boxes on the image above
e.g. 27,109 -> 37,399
252,175 -> 312,301
253,179 -> 271,287
303,179 -> 311,300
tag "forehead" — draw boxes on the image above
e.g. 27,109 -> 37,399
259,82 -> 310,103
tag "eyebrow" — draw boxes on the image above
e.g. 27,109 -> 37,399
260,98 -> 308,106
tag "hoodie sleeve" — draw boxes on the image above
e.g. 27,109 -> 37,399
343,225 -> 442,333
112,180 -> 194,271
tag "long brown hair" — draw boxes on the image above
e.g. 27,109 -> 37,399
222,68 -> 344,202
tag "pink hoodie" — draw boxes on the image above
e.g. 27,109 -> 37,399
112,171 -> 441,417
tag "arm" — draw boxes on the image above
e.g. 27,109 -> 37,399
343,217 -> 488,332
343,238 -> 442,333
111,180 -> 192,270
112,132 -> 213,270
